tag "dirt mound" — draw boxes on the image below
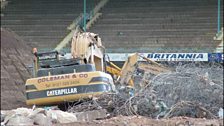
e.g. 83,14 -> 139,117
66,62 -> 223,119
1,28 -> 32,110
57,116 -> 223,126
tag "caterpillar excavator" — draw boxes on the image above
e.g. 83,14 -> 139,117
25,30 -> 170,106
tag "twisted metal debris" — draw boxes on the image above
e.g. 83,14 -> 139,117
151,62 -> 223,116
67,62 -> 223,119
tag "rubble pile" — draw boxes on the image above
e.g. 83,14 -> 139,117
1,107 -> 109,125
67,93 -> 127,115
151,62 -> 223,118
1,107 -> 78,125
67,62 -> 223,119
66,89 -> 162,118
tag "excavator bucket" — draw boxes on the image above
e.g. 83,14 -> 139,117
119,53 -> 138,86
117,53 -> 171,87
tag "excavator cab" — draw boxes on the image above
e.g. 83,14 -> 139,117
32,50 -> 94,77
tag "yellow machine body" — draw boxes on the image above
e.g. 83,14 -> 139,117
26,71 -> 114,106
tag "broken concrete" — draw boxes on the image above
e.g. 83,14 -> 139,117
12,108 -> 32,117
6,115 -> 34,126
1,107 -> 110,125
28,108 -> 46,118
47,110 -> 77,124
74,109 -> 107,121
33,113 -> 52,126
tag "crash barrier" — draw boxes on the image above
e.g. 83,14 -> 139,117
107,53 -> 224,62
42,47 -> 220,53
48,52 -> 223,62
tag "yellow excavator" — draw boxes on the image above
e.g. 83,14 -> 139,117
25,32 -> 115,106
25,31 -> 170,106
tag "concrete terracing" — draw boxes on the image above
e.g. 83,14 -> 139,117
89,0 -> 223,53
1,0 -> 90,50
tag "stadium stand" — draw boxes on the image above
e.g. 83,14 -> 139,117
1,0 -> 99,50
90,0 -> 223,53
1,0 -> 223,53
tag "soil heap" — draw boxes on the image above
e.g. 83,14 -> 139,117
1,28 -> 32,110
